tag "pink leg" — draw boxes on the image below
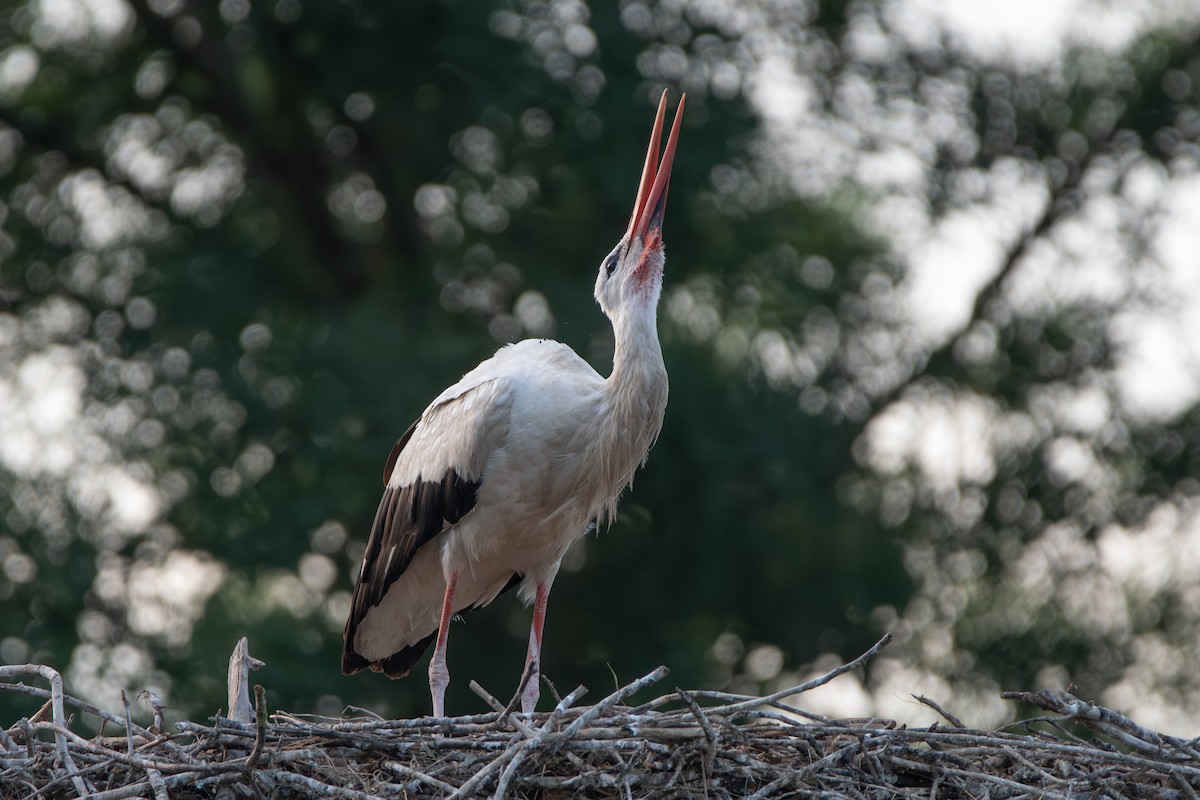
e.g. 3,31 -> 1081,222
520,582 -> 550,714
427,570 -> 458,718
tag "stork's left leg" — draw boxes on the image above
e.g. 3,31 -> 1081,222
428,570 -> 458,718
519,581 -> 550,714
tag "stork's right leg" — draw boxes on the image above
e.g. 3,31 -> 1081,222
519,581 -> 551,714
428,570 -> 458,718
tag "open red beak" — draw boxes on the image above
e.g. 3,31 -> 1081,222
626,90 -> 685,248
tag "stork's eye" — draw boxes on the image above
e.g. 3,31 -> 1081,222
604,253 -> 618,276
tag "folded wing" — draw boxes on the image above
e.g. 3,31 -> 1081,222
342,378 -> 513,676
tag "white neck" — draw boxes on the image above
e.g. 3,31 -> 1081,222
609,304 -> 666,395
592,302 -> 668,521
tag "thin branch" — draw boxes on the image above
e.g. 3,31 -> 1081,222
381,760 -> 457,794
711,633 -> 893,716
242,684 -> 266,769
469,680 -> 507,714
677,687 -> 718,777
913,693 -> 966,728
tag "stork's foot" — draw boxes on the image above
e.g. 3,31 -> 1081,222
429,655 -> 449,718
518,661 -> 540,714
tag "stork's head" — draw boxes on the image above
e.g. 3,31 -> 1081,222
595,91 -> 685,321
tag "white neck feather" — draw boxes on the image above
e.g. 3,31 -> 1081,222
591,300 -> 668,523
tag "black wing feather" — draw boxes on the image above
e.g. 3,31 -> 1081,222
341,420 -> 482,677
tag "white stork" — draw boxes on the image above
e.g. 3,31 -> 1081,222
342,91 -> 685,717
